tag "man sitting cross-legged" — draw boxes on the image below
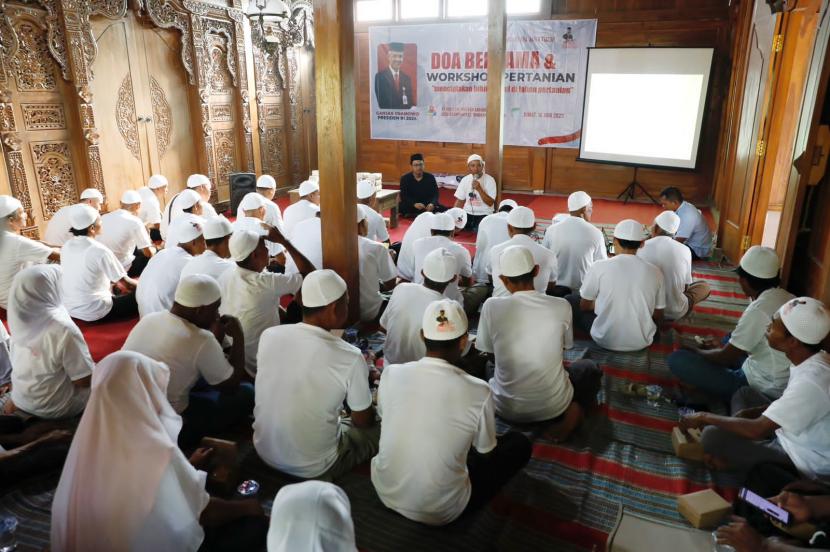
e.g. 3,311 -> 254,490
477,245 -> 602,441
254,270 -> 378,481
372,299 -> 532,526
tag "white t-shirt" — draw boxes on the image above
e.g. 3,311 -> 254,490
286,217 -> 323,272
236,198 -> 285,234
730,287 -> 796,399
61,237 -> 127,321
136,247 -> 192,318
637,236 -> 693,320
412,235 -> 472,305
579,254 -> 666,352
0,231 -> 52,308
218,265 -> 302,376
358,237 -> 396,321
98,209 -> 153,269
542,216 -> 607,290
763,351 -> 830,481
363,204 -> 390,243
200,201 -> 218,219
488,234 -> 558,298
397,212 -> 434,281
180,250 -> 234,282
10,321 -> 94,419
380,283 -> 451,367
676,201 -> 712,259
476,291 -> 574,422
454,173 -> 497,216
253,323 -> 372,478
473,212 -> 510,283
283,199 -> 319,237
43,205 -> 75,246
371,357 -> 496,525
137,187 -> 163,226
123,311 -> 233,413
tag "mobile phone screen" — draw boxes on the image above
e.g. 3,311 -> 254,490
738,488 -> 791,526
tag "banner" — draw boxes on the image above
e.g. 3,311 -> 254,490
369,20 -> 597,147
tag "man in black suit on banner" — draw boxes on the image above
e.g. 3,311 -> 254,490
375,42 -> 414,110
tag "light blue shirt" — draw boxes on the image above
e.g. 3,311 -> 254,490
676,201 -> 712,258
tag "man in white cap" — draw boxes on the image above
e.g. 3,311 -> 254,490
234,191 -> 284,258
487,206 -> 557,298
372,299 -> 532,525
397,211 -> 435,280
61,204 -> 139,321
356,205 -> 397,321
124,274 -> 253,448
473,199 -> 516,284
454,154 -> 497,231
477,245 -> 603,440
574,219 -> 666,352
668,246 -> 796,408
286,210 -> 323,272
219,226 -> 314,377
681,297 -> 830,479
180,216 -> 235,282
137,217 -> 206,318
137,174 -> 168,241
411,212 -> 473,310
236,174 -> 285,235
638,211 -> 710,320
357,179 -> 391,245
0,195 -> 59,309
659,187 -> 712,259
44,188 -> 104,246
161,188 -> 204,245
283,180 -> 320,237
97,190 -> 155,277
542,191 -> 607,297
381,248 -> 461,366
187,173 -> 218,218
254,269 -> 379,480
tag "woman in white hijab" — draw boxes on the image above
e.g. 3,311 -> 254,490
268,481 -> 357,552
51,350 -> 266,552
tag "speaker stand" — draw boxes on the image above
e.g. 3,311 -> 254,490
617,167 -> 659,205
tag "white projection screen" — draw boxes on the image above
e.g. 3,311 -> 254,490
578,48 -> 714,170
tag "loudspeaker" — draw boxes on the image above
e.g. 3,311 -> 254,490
229,172 -> 256,214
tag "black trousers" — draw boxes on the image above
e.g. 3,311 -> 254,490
464,214 -> 487,232
199,515 -> 268,552
97,292 -> 138,322
127,248 -> 151,277
464,431 -> 532,513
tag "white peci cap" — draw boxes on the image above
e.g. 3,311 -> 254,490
187,174 -> 211,190
298,180 -> 319,197
613,219 -> 646,242
422,299 -> 467,341
567,191 -> 592,212
175,274 -> 222,308
170,218 -> 204,244
229,229 -> 262,262
500,245 -> 536,277
655,211 -> 681,235
203,216 -> 233,240
121,190 -> 141,205
422,248 -> 458,283
176,189 -> 201,210
356,179 -> 376,200
240,192 -> 267,212
302,269 -> 347,308
257,175 -> 277,189
739,245 -> 780,279
147,174 -> 168,189
0,196 -> 22,218
431,213 -> 455,232
779,297 -> 830,345
498,199 -> 518,211
80,188 -> 104,201
69,204 -> 99,230
356,204 -> 368,224
507,206 -> 535,229
466,154 -> 484,165
446,207 -> 467,229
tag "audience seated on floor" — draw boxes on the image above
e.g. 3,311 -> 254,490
235,174 -> 286,236
254,270 -> 379,481
286,213 -> 323,271
161,188 -> 206,244
180,216 -> 235,282
44,188 -> 103,247
356,205 -> 397,322
477,245 -> 602,440
187,174 -> 219,218
51,351 -> 266,552
372,299 -> 532,526
659,186 -> 713,260
397,211 -> 436,281
283,179 -> 320,237
138,174 -> 168,242
357,179 -> 391,245
124,275 -> 253,449
97,190 -> 156,277
473,198 -> 516,284
233,192 -> 284,259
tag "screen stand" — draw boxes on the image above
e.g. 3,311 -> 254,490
617,167 -> 659,205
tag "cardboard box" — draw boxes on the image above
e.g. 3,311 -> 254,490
677,489 -> 731,529
672,427 -> 704,461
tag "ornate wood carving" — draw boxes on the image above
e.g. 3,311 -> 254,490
0,99 -> 14,132
213,128 -> 235,190
262,127 -> 284,176
116,73 -> 140,160
286,47 -> 302,181
141,0 -> 195,85
208,36 -> 232,95
210,103 -> 232,122
30,140 -> 77,218
22,103 -> 65,130
149,76 -> 171,158
10,18 -> 57,91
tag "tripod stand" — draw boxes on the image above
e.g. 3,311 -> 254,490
617,167 -> 659,205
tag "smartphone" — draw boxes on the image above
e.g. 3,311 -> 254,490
738,488 -> 792,526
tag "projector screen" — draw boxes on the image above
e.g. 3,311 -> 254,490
577,48 -> 714,170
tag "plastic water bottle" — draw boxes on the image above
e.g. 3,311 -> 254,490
0,517 -> 17,552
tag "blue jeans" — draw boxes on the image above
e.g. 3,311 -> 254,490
179,382 -> 255,449
667,349 -> 748,400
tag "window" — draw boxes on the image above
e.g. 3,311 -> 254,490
356,0 -> 393,21
447,0 -> 487,17
400,0 -> 440,19
507,0 -> 542,15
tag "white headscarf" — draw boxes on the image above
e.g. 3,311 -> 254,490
267,481 -> 357,552
51,351 -> 208,552
8,265 -> 73,350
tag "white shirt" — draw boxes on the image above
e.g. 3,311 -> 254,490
61,237 -> 127,321
473,212 -> 510,282
454,173 -> 497,216
542,216 -> 607,290
254,323 -> 372,478
180,250 -> 234,282
488,234 -> 557,298
286,217 -> 322,272
200,200 -> 218,218
380,284 -> 455,367
371,357 -> 496,525
358,237 -> 396,321
637,236 -> 693,320
236,198 -> 285,234
579,254 -> 666,352
218,265 -> 302,376
166,213 -> 205,249
730,287 -> 796,399
763,352 -> 830,481
98,209 -> 153,269
363,204 -> 390,243
123,311 -> 233,413
0,231 -> 52,308
412,235 -> 472,305
283,199 -> 319,237
676,201 -> 712,258
137,187 -> 163,226
10,321 -> 93,418
137,247 -> 193,318
476,291 -> 574,422
397,212 -> 434,281
43,205 -> 75,246
234,211 -> 284,257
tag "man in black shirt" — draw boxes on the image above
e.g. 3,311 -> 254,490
399,153 -> 445,217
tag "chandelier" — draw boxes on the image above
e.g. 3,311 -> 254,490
246,0 -> 313,55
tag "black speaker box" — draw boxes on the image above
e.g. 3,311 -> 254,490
229,172 -> 256,214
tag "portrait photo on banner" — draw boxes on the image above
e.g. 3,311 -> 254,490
375,42 -> 419,109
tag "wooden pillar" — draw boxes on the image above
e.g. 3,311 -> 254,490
486,0 -> 506,200
314,0 -> 359,322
